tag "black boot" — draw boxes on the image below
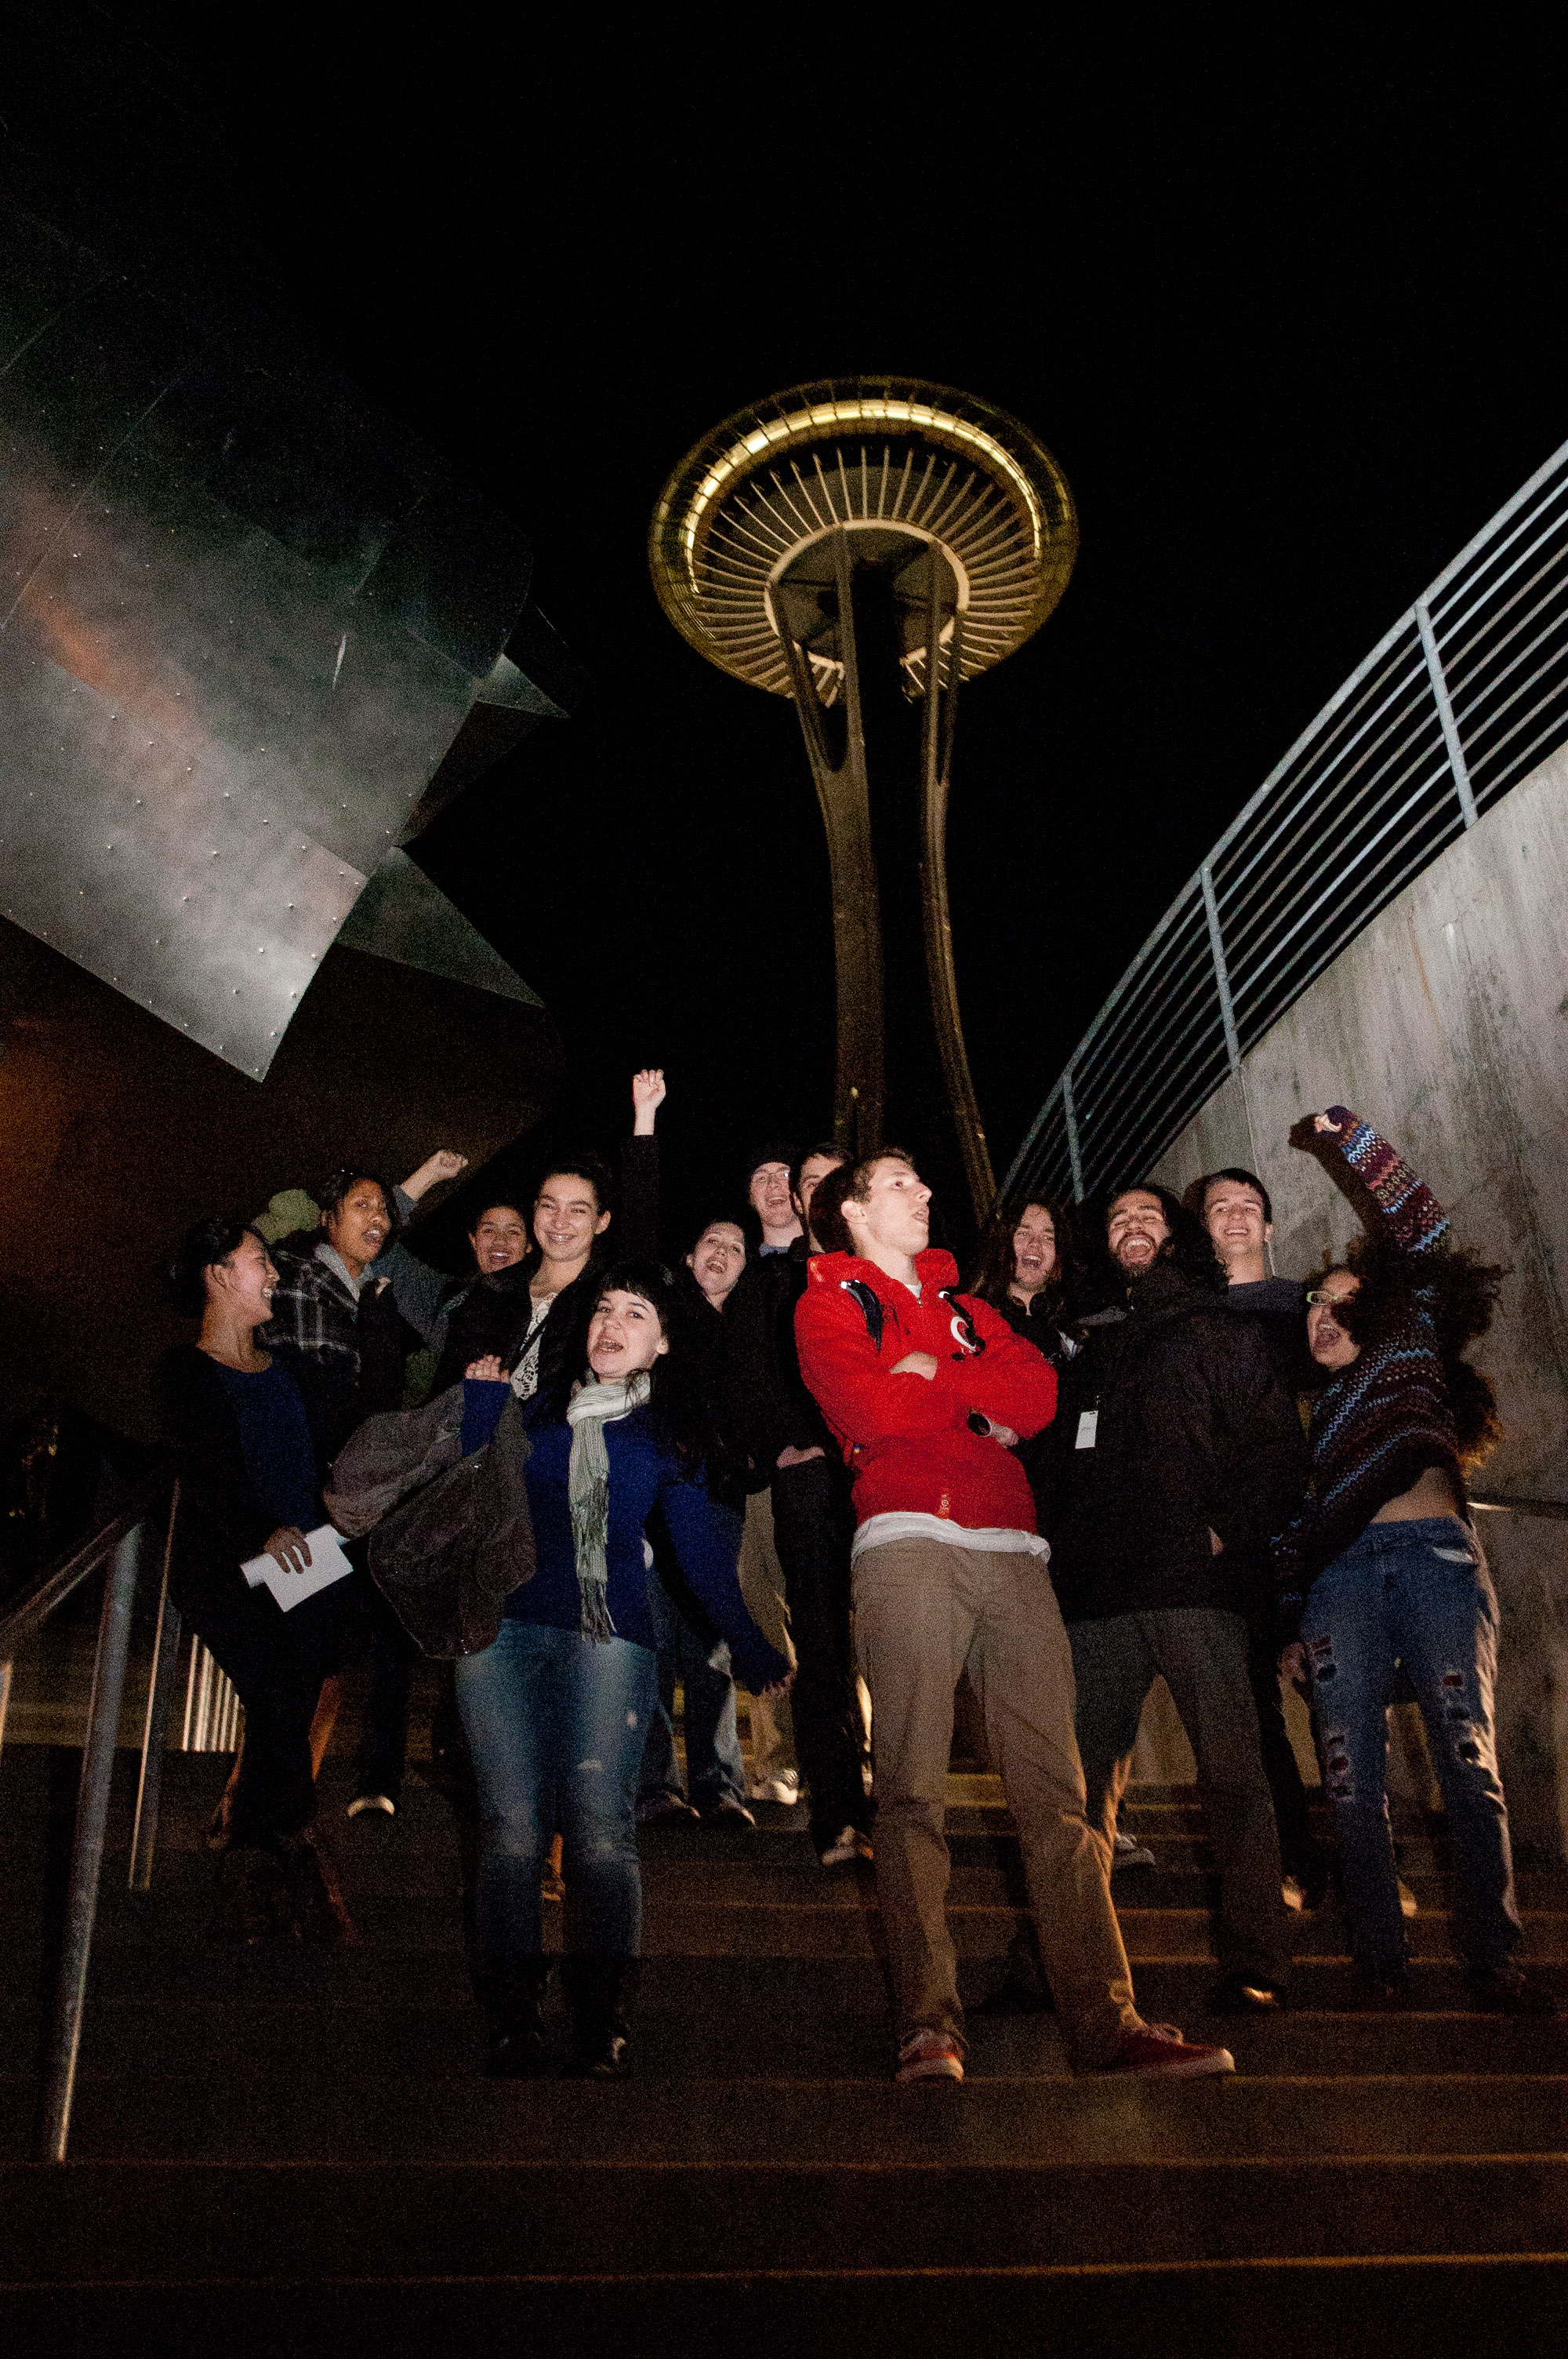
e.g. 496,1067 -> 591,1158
484,1958 -> 554,2078
278,1825 -> 358,1946
562,1955 -> 640,2078
211,1844 -> 293,1946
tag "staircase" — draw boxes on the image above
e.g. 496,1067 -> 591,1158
3,1732 -> 1567,2355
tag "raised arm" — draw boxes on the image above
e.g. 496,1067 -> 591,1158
1313,1107 -> 1449,1258
372,1185 -> 459,1345
619,1071 -> 665,1259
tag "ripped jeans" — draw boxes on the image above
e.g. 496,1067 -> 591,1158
456,1618 -> 657,1973
1301,1516 -> 1521,1979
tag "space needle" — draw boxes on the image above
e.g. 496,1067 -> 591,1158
650,376 -> 1077,1223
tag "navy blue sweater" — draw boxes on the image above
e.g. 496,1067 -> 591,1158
462,1383 -> 788,1693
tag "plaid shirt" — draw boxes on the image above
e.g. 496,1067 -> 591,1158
266,1244 -> 362,1375
263,1242 -> 370,1464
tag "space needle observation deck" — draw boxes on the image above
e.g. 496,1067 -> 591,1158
649,376 -> 1076,1221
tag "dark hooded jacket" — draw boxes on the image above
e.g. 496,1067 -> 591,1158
1047,1259 -> 1309,1620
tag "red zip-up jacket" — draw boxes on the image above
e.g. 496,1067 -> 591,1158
794,1248 -> 1058,1533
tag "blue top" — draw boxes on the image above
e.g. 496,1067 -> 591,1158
460,1380 -> 787,1692
216,1358 -> 321,1533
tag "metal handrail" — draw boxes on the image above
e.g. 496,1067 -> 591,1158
0,1470 -> 215,2160
1005,438 -> 1568,1205
0,1464 -> 171,1656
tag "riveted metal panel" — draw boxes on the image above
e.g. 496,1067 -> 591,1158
0,203 -> 543,1078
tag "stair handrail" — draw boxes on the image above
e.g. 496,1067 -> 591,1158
0,1462 -> 171,1658
0,1466 -> 187,2161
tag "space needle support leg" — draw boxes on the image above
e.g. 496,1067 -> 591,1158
918,577 -> 996,1227
776,529 -> 885,1156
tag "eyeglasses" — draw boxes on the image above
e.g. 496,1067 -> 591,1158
1305,1289 -> 1354,1312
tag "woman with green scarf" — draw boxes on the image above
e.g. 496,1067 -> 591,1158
456,1259 -> 793,2078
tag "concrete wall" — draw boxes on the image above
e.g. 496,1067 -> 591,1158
1145,745 -> 1568,1852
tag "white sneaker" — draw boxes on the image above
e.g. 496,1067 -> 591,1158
1112,1831 -> 1156,1870
747,1775 -> 800,1806
896,2028 -> 964,2085
818,1825 -> 873,1866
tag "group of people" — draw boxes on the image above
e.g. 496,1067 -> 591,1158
158,1067 -> 1552,2092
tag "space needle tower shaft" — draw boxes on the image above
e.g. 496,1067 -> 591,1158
651,379 -> 1077,1224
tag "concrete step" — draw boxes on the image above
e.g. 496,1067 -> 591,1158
7,2066 -> 1568,2167
8,2155 -> 1568,2278
9,1995 -> 1568,2083
9,1886 -> 1566,1969
3,2256 -> 1566,2359
7,1927 -> 1565,2017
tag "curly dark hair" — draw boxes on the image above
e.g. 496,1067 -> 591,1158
1105,1181 -> 1226,1294
535,1256 -> 717,1469
967,1194 -> 1086,1324
1322,1233 -> 1506,1467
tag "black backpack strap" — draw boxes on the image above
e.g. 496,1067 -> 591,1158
840,1278 -> 884,1351
936,1287 -> 987,1358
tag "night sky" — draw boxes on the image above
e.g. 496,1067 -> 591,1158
24,14 -> 1568,1251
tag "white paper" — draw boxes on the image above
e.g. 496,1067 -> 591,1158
241,1523 -> 355,1612
1075,1410 -> 1098,1451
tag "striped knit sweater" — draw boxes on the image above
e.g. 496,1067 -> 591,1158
1273,1107 -> 1459,1610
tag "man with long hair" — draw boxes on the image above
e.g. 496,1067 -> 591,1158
1050,1183 -> 1308,2013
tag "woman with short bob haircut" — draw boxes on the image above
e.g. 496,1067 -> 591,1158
455,1257 -> 791,2080
158,1218 -> 355,1946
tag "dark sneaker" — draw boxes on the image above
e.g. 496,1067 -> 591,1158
700,1797 -> 756,1828
211,1845 -> 292,1946
896,2029 -> 964,2085
1465,1965 -> 1559,2016
1112,1831 -> 1156,1870
1353,1973 -> 1411,2008
636,1792 -> 699,1824
1100,2024 -> 1236,2079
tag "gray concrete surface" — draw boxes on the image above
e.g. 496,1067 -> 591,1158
1149,745 -> 1568,1852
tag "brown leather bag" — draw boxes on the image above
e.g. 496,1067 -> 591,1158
328,1390 -> 535,1657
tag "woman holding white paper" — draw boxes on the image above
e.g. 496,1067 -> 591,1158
158,1218 -> 357,1946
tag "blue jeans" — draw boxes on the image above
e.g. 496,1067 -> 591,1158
640,1554 -> 746,1808
1301,1516 -> 1522,1979
456,1618 -> 658,1971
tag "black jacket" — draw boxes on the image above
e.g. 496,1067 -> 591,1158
725,1238 -> 834,1481
1047,1261 -> 1310,1620
983,1292 -> 1079,1538
430,1134 -> 662,1398
156,1344 -> 321,1616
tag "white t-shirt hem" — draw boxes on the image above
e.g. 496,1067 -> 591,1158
851,1511 -> 1050,1563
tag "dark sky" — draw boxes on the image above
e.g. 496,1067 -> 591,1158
42,13 -> 1568,1245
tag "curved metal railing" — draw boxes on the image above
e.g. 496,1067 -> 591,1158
1004,439 -> 1568,1205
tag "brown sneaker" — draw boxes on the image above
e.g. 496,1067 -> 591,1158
1099,2023 -> 1236,2079
281,1826 -> 358,1946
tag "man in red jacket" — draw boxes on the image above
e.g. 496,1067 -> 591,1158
797,1150 -> 1235,2086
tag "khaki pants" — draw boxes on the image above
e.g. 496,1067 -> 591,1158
854,1537 -> 1140,2066
738,1488 -> 797,1785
